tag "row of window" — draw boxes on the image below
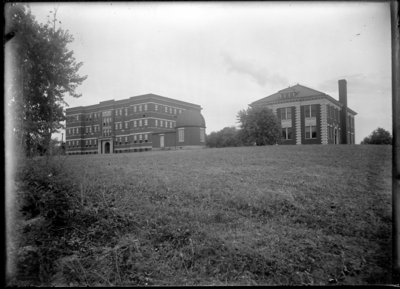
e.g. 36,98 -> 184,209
67,148 -> 151,155
68,105 -> 185,123
282,126 -> 317,140
115,134 -> 149,145
68,139 -> 98,148
280,92 -> 296,99
68,134 -> 152,148
279,105 -> 317,120
67,119 -> 178,135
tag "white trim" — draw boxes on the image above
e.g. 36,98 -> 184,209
295,104 -> 301,145
320,99 -> 328,144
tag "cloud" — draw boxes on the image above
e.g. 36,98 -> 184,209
221,51 -> 288,88
318,72 -> 391,95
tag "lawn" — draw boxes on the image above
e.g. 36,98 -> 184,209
10,145 -> 392,286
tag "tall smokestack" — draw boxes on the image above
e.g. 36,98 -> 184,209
338,79 -> 348,144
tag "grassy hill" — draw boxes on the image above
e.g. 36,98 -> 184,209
9,145 -> 392,286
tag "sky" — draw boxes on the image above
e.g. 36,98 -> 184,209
27,1 -> 392,144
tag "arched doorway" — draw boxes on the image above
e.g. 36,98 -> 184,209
105,142 -> 110,154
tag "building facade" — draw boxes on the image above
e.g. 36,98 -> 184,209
250,79 -> 357,145
65,94 -> 206,155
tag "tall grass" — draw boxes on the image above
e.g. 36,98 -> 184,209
8,145 -> 392,286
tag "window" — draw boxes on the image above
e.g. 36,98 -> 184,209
94,139 -> 97,145
305,126 -> 317,139
305,105 -> 316,117
125,122 -> 128,129
115,123 -> 118,129
125,108 -> 128,115
134,106 -> 137,112
327,106 -> 330,118
89,127 -> 92,133
89,140 -> 92,147
139,135 -> 142,143
200,128 -> 205,142
119,137 -> 122,145
179,109 -> 181,114
174,108 -> 177,114
144,104 -> 147,111
155,119 -> 158,127
165,107 -> 168,113
170,122 -> 173,129
145,134 -> 148,142
155,104 -> 158,111
280,107 -> 292,120
179,128 -> 184,142
348,132 -> 352,143
282,128 -> 292,140
160,120 -> 163,127
134,135 -> 137,143
139,105 -> 142,112
76,115 -> 79,121
139,120 -> 142,126
144,119 -> 148,126
134,121 -> 137,128
169,107 -> 172,113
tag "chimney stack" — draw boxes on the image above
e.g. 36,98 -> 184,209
338,79 -> 348,144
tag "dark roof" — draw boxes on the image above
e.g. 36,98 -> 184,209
176,110 -> 206,128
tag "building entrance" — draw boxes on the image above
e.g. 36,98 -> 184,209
105,142 -> 110,154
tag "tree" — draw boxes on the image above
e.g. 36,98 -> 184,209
206,126 -> 243,148
237,106 -> 281,146
361,127 -> 392,145
5,3 -> 88,156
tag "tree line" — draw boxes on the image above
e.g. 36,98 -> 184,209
207,107 -> 392,147
206,106 -> 282,148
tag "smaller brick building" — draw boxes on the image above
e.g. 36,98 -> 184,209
250,79 -> 357,145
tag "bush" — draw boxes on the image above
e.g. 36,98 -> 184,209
360,127 -> 392,145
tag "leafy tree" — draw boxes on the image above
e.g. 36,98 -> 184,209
360,127 -> 392,145
206,126 -> 243,148
237,106 -> 281,146
5,3 -> 87,156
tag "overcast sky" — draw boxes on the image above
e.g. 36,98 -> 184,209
28,2 -> 391,144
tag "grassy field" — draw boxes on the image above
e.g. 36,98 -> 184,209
10,145 -> 392,286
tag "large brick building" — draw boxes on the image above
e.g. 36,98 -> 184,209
65,94 -> 206,155
250,79 -> 357,145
